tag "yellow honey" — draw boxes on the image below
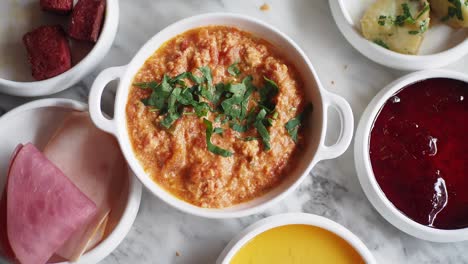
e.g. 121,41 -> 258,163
230,224 -> 365,264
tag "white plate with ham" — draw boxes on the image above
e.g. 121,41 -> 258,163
0,98 -> 142,264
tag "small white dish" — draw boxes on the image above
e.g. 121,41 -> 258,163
88,13 -> 355,218
0,0 -> 119,97
216,213 -> 376,263
355,69 -> 468,242
329,0 -> 468,70
0,98 -> 142,263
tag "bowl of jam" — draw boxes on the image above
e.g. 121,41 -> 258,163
355,69 -> 468,242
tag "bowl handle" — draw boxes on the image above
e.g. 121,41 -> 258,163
317,90 -> 354,160
89,66 -> 126,135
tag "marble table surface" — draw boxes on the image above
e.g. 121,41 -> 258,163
1,0 -> 467,263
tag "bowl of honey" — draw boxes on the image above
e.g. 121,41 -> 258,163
216,213 -> 375,264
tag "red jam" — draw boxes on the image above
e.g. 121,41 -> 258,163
370,78 -> 468,229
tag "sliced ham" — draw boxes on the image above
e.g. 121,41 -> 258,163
7,143 -> 97,264
0,144 -> 23,260
44,112 -> 127,261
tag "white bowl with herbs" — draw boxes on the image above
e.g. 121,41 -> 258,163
330,0 -> 468,70
88,13 -> 355,218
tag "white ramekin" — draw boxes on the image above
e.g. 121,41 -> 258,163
88,13 -> 354,219
0,0 -> 119,97
216,213 -> 376,263
0,98 -> 142,263
355,69 -> 468,242
329,0 -> 468,71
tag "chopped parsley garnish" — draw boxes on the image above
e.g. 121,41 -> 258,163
374,39 -> 390,49
408,19 -> 428,35
378,15 -> 387,26
415,3 -> 430,20
213,127 -> 224,135
394,3 -> 416,26
442,0 -> 464,21
254,109 -> 271,150
378,3 -> 429,27
134,65 -> 311,156
203,119 -> 233,157
259,77 -> 279,111
285,103 -> 312,143
227,62 -> 241,76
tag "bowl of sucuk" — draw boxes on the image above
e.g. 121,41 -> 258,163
88,13 -> 354,218
0,98 -> 142,264
355,69 -> 468,242
329,0 -> 468,70
0,0 -> 119,97
217,213 -> 375,263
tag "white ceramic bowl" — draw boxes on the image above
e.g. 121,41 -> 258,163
216,213 -> 376,263
88,13 -> 354,218
355,69 -> 468,242
0,0 -> 119,97
0,98 -> 142,263
329,0 -> 468,70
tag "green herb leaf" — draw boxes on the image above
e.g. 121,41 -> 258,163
226,83 -> 247,97
285,103 -> 312,143
203,119 -> 233,157
408,19 -> 428,35
240,76 -> 255,120
272,111 -> 279,119
199,66 -> 213,86
134,81 -> 158,89
444,0 -> 463,21
259,77 -> 279,111
227,62 -> 241,76
214,114 -> 223,123
189,73 -> 204,84
213,127 -> 223,135
394,3 -> 416,26
160,87 -> 182,128
254,109 -> 271,151
378,15 -> 387,26
221,82 -> 247,120
199,67 -> 225,103
231,122 -> 248,132
160,112 -> 180,128
177,88 -> 195,105
373,39 -> 390,49
415,3 -> 430,20
193,102 -> 210,117
142,75 -> 174,110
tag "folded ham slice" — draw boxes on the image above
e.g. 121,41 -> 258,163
44,112 -> 127,261
7,143 -> 97,264
0,144 -> 23,260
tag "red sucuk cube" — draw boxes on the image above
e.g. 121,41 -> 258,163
23,25 -> 72,81
69,0 -> 106,42
40,0 -> 73,14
